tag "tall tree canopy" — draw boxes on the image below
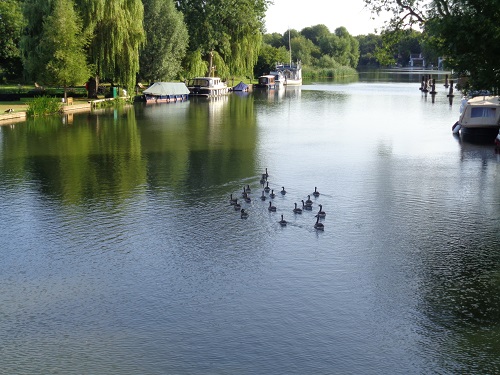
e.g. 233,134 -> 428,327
75,0 -> 145,89
38,0 -> 90,93
176,0 -> 268,78
140,0 -> 188,83
0,0 -> 25,78
364,0 -> 500,90
20,0 -> 54,82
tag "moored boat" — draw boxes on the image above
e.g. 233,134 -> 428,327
256,75 -> 278,89
274,61 -> 302,86
452,95 -> 500,139
142,82 -> 189,103
187,77 -> 229,97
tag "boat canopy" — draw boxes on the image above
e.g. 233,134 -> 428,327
143,82 -> 189,96
233,81 -> 249,91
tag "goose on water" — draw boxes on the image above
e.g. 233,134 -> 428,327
281,186 -> 287,195
260,190 -> 267,201
264,182 -> 270,193
243,192 -> 251,203
229,193 -> 237,205
279,214 -> 287,226
302,200 -> 312,210
240,208 -> 249,219
293,202 -> 302,214
314,215 -> 324,230
313,187 -> 320,197
305,195 -> 313,205
270,189 -> 276,199
268,201 -> 277,212
317,204 -> 326,218
234,200 -> 241,210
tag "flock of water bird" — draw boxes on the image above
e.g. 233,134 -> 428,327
228,168 -> 326,231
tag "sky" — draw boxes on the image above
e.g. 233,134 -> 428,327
264,0 -> 388,36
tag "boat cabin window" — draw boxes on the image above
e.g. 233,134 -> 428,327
470,107 -> 496,118
191,79 -> 209,87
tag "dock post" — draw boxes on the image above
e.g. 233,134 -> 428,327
444,74 -> 449,88
430,78 -> 437,95
447,80 -> 455,98
422,77 -> 428,93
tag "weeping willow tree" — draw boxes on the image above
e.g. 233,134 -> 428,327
140,0 -> 188,82
177,0 -> 268,79
75,0 -> 145,90
38,0 -> 90,98
20,0 -> 55,82
181,50 -> 208,79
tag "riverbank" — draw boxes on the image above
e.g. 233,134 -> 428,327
0,97 -> 130,125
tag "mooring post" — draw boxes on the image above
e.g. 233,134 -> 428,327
430,78 -> 437,95
444,74 -> 449,88
447,80 -> 455,97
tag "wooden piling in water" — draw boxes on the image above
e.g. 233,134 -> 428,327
430,78 -> 437,95
447,80 -> 455,97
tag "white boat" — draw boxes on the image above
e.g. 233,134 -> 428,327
272,29 -> 302,86
452,95 -> 500,138
269,69 -> 285,88
274,61 -> 302,86
187,77 -> 229,97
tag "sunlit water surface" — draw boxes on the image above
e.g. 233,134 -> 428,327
1,73 -> 499,374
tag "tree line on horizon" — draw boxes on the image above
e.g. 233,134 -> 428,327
1,0 -> 497,92
1,0 -> 368,90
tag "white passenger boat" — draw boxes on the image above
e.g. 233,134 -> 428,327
275,61 -> 302,86
187,77 -> 229,97
452,95 -> 500,138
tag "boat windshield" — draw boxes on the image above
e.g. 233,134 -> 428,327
471,107 -> 496,118
191,79 -> 210,87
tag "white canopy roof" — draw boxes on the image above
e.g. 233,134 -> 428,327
143,82 -> 190,96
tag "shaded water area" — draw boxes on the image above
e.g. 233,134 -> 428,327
1,71 -> 499,374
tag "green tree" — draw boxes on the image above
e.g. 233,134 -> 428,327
363,0 -> 500,90
140,0 -> 188,83
263,32 -> 285,48
300,24 -> 331,46
0,0 -> 25,79
75,0 -> 145,90
20,0 -> 54,83
290,35 -> 319,66
177,0 -> 268,79
356,33 -> 382,67
253,43 -> 288,77
38,0 -> 90,98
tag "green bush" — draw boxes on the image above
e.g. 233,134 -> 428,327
26,96 -> 62,116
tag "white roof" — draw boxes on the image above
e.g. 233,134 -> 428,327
143,82 -> 190,96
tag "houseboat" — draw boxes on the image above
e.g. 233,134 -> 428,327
275,61 -> 302,86
269,69 -> 285,88
187,77 -> 229,97
256,75 -> 278,89
142,82 -> 189,103
452,95 -> 500,139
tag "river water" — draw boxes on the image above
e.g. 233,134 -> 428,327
1,71 -> 499,374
